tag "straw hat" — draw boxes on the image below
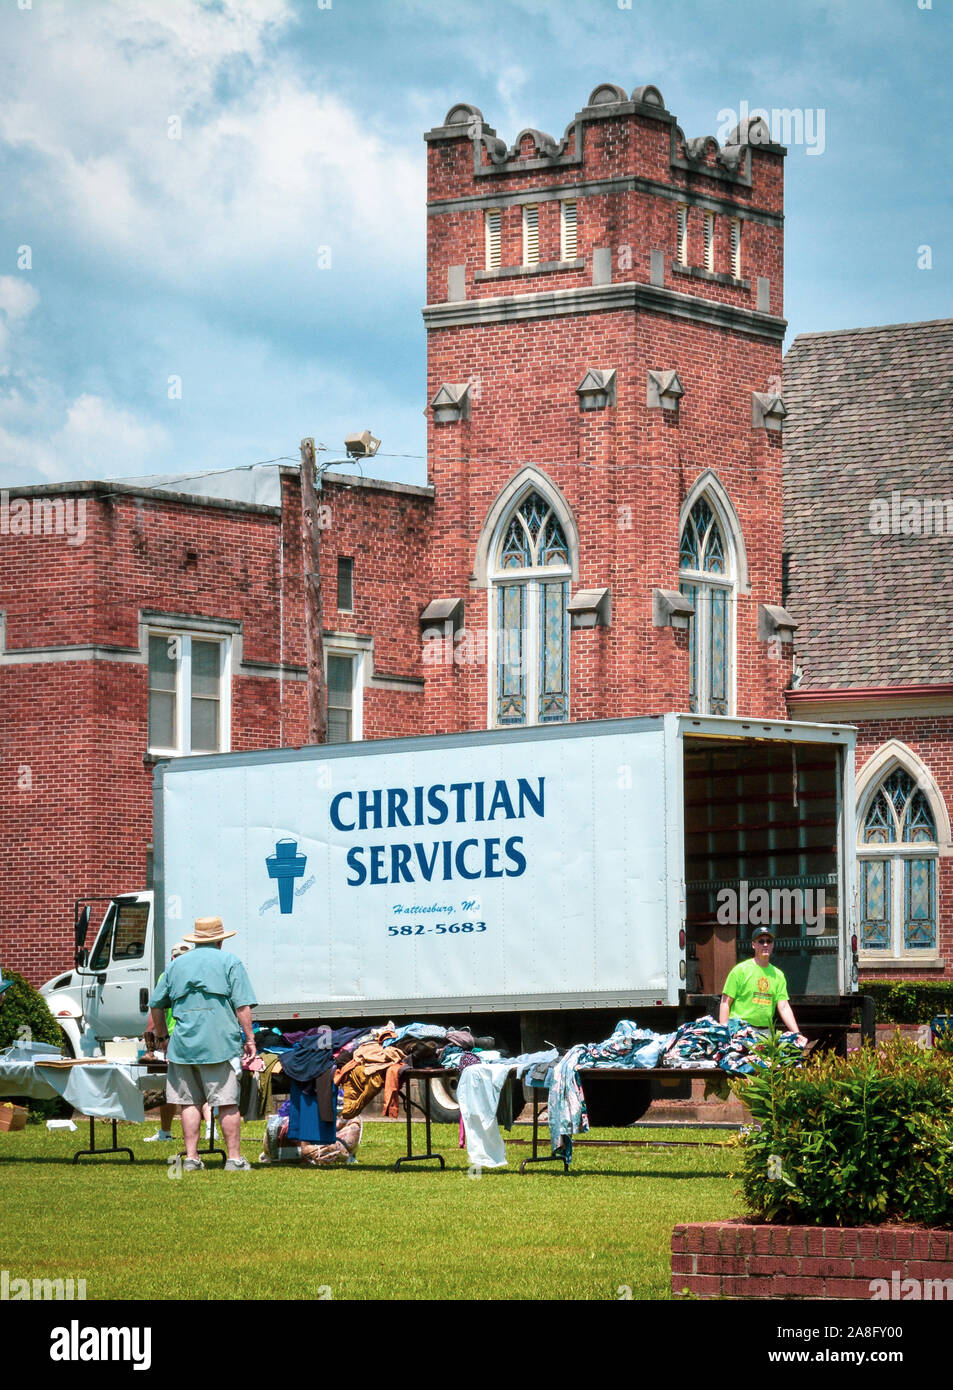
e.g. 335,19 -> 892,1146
183,916 -> 236,944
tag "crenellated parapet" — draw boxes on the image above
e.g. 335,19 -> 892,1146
425,83 -> 784,192
424,81 -> 785,327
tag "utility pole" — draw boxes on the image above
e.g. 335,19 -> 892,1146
299,437 -> 327,744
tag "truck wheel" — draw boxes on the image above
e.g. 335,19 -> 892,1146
416,1075 -> 460,1125
581,1076 -> 652,1128
59,1028 -> 76,1059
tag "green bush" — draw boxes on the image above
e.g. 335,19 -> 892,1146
0,969 -> 62,1051
732,1037 -> 953,1227
860,979 -> 953,1024
1,970 -> 67,1122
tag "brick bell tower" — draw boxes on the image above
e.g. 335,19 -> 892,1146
420,82 -> 792,735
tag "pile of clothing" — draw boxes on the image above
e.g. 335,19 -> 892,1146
661,1015 -> 808,1075
253,1020 -> 485,1168
547,1020 -> 672,1161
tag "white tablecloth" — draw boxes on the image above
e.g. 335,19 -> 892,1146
0,1043 -> 155,1121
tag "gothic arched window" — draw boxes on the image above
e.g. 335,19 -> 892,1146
859,766 -> 938,954
490,490 -> 571,726
678,496 -> 734,715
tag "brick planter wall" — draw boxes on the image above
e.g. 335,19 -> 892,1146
672,1223 -> 953,1299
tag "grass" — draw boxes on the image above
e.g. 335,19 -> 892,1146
0,1120 -> 741,1300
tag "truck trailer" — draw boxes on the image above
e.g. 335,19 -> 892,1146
70,713 -> 867,1122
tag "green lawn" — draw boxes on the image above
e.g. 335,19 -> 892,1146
0,1121 -> 742,1300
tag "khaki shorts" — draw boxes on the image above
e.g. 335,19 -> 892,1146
166,1060 -> 240,1108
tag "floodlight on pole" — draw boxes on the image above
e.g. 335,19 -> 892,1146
344,430 -> 381,459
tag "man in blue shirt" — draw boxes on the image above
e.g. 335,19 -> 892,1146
149,917 -> 257,1172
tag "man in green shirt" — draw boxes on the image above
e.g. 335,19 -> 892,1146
719,927 -> 800,1033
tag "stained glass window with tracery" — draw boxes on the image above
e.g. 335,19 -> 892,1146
859,766 -> 938,954
491,491 -> 571,727
679,496 -> 734,715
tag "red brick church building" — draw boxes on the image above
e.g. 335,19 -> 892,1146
1,82 -> 948,985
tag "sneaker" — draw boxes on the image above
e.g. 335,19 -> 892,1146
224,1156 -> 253,1172
143,1129 -> 175,1142
182,1157 -> 205,1172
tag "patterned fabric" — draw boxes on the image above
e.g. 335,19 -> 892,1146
547,1021 -> 672,1159
661,1015 -> 807,1075
389,1022 -> 447,1046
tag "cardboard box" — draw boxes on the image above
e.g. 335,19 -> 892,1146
0,1104 -> 28,1132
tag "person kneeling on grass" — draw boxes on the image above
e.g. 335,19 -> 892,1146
148,916 -> 257,1172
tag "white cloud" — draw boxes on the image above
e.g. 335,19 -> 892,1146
0,0 -> 423,297
0,393 -> 167,482
0,275 -> 39,363
0,276 -> 38,321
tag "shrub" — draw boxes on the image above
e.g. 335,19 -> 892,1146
860,979 -> 953,1024
0,969 -> 62,1051
732,1037 -> 953,1227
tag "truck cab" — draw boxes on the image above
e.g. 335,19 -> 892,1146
73,892 -> 155,1045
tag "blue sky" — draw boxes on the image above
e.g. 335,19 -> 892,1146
0,0 -> 949,489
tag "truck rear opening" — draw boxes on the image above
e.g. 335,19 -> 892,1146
683,731 -> 846,1001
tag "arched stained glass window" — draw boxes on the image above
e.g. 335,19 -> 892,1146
499,493 -> 570,570
679,498 -> 726,574
678,495 -> 735,716
491,490 -> 572,727
859,765 -> 938,954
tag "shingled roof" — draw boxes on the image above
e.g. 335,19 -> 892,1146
783,319 -> 953,690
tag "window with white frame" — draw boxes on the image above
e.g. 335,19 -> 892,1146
730,218 -> 742,278
676,205 -> 688,266
485,209 -> 501,269
522,204 -> 539,266
858,766 -> 939,957
489,490 -> 571,727
326,647 -> 363,743
678,497 -> 734,716
147,630 -> 229,755
703,211 -> 715,271
560,200 -> 577,261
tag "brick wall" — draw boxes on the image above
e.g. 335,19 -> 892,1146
424,87 -> 790,734
0,475 -> 431,982
672,1222 -> 953,1299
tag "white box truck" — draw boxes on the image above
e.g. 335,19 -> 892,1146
70,713 -> 868,1121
